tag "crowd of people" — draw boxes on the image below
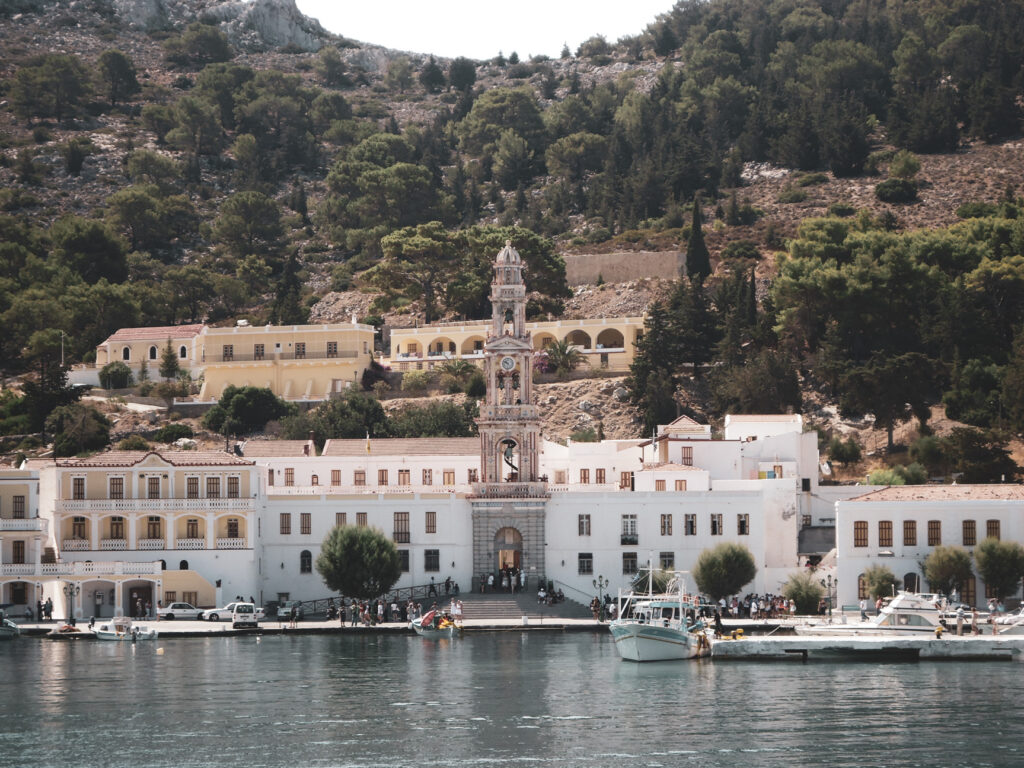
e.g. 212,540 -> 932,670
322,596 -> 465,627
482,566 -> 525,593
712,594 -> 798,620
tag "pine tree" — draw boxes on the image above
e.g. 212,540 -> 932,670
686,196 -> 711,280
159,338 -> 181,381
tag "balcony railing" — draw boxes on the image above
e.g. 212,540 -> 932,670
620,534 -> 639,546
99,538 -> 127,550
58,498 -> 255,513
205,349 -> 359,363
393,532 -> 410,543
175,538 -> 205,550
0,517 -> 47,533
547,483 -> 623,493
138,538 -> 165,550
268,485 -> 468,496
1,561 -> 163,577
470,482 -> 550,499
215,537 -> 247,549
62,539 -> 90,551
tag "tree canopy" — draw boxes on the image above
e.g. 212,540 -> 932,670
692,542 -> 757,600
316,525 -> 402,600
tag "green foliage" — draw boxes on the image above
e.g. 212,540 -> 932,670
202,386 -> 293,437
569,427 -> 598,443
281,389 -> 389,447
686,198 -> 711,280
314,46 -> 350,87
828,436 -> 861,466
541,338 -> 585,379
151,423 -> 194,443
782,571 -> 825,614
315,525 -> 401,600
910,435 -> 945,474
401,369 -> 431,394
418,56 -> 445,94
118,434 -> 151,451
778,186 -> 808,203
9,53 -> 91,123
941,427 -> 1017,483
692,542 -> 757,600
159,339 -> 181,381
47,403 -> 111,457
943,357 -> 1002,427
974,538 -> 1024,600
465,371 -> 486,397
923,546 -> 974,596
867,468 -> 905,486
99,361 -> 134,390
389,400 -> 478,438
164,22 -> 233,68
875,178 -> 918,203
862,565 -> 901,600
796,173 -> 829,187
888,150 -> 921,180
448,57 -> 477,91
97,49 -> 140,107
956,202 -> 999,220
827,202 -> 857,217
212,191 -> 284,258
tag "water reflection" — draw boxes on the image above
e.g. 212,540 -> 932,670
0,633 -> 1021,767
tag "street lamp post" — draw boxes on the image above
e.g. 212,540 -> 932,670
592,575 -> 609,622
62,582 -> 80,622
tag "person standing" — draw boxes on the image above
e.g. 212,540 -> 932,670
875,597 -> 883,616
859,598 -> 869,621
956,605 -> 965,636
971,608 -> 979,635
454,599 -> 463,625
44,598 -> 52,621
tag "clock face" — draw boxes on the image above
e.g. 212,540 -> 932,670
500,355 -> 516,371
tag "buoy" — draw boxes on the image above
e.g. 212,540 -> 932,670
156,647 -> 164,655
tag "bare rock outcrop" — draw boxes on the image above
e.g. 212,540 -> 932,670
113,0 -> 169,29
202,0 -> 328,51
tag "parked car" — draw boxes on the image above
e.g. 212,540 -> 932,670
157,602 -> 204,620
276,600 -> 304,621
201,603 -> 266,622
232,602 -> 259,629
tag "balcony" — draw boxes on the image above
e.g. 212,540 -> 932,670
0,517 -> 48,533
100,538 -> 127,551
1,561 -> 163,577
175,538 -> 205,550
62,539 -> 90,551
215,537 -> 246,549
620,534 -> 639,546
58,498 -> 255,513
138,538 -> 165,550
470,482 -> 550,500
205,349 -> 358,363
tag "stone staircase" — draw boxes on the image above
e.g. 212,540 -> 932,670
455,591 -> 593,622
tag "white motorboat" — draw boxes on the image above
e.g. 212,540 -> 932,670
993,606 -> 1024,635
609,573 -> 713,661
795,592 -> 949,636
95,617 -> 158,641
410,610 -> 459,639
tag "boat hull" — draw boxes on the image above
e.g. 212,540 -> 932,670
409,619 -> 458,639
95,629 -> 158,641
609,621 -> 710,661
794,624 -> 938,637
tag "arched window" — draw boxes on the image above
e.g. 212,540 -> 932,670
159,560 -> 166,571
122,347 -> 131,361
179,345 -> 187,359
149,345 -> 158,360
857,573 -> 867,600
179,560 -> 189,570
311,474 -> 319,486
299,550 -> 312,573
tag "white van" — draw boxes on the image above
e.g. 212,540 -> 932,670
231,602 -> 258,629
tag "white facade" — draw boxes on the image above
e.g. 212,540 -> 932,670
836,486 -> 1024,608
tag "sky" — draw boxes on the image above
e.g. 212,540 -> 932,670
294,1 -> 676,60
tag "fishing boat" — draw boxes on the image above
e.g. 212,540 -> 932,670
95,616 -> 158,641
0,611 -> 19,640
794,592 -> 948,636
410,609 -> 459,639
609,572 -> 712,662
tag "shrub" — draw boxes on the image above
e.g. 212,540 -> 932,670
828,436 -> 861,466
401,370 -> 431,394
151,423 -> 194,443
99,361 -> 133,390
570,427 -> 598,442
777,186 -> 807,203
827,202 -> 857,217
875,178 -> 918,203
796,172 -> 829,187
465,371 -> 486,397
888,149 -> 921,179
955,202 -> 998,219
721,240 -> 760,261
782,571 -> 824,614
118,434 -> 151,451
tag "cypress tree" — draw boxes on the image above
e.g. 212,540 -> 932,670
686,196 -> 711,280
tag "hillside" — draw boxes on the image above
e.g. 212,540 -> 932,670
2,0 -> 1024,480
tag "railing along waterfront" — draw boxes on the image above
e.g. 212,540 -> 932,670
58,498 -> 255,512
0,561 -> 162,577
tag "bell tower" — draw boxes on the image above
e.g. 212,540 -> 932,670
476,240 -> 543,485
471,240 -> 547,592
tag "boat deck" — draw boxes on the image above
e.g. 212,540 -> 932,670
711,634 -> 1024,661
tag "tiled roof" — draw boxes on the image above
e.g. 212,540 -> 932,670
641,462 -> 703,472
240,440 -> 314,457
56,450 -> 253,468
98,324 -> 206,345
322,437 -> 479,457
666,415 -> 702,427
725,414 -> 801,422
849,485 -> 1024,502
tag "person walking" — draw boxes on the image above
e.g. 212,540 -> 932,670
859,598 -> 869,621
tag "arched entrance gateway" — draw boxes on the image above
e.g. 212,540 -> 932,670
470,241 -> 550,592
494,527 -> 523,571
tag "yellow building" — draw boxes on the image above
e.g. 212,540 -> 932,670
0,467 -> 48,611
196,321 -> 376,401
387,316 -> 645,372
94,324 -> 205,377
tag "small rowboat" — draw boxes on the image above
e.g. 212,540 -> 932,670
410,610 -> 459,639
95,617 -> 158,641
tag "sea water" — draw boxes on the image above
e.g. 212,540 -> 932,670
1,632 -> 1020,767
